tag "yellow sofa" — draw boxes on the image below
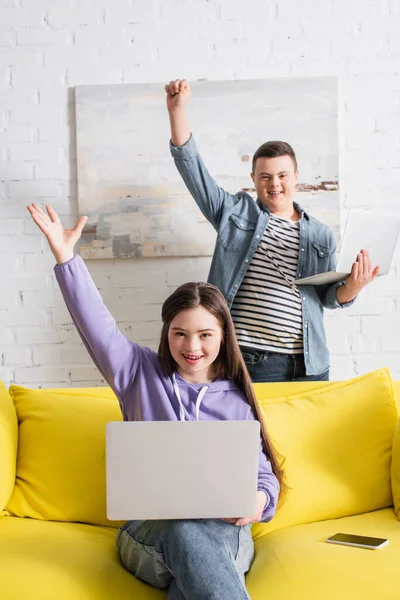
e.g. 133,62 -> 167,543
1,368 -> 400,600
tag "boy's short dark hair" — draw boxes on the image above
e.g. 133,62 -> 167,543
252,141 -> 298,173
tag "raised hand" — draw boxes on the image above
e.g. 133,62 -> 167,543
27,203 -> 88,265
165,79 -> 191,112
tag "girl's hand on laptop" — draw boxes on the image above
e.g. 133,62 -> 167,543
342,249 -> 380,298
221,491 -> 267,527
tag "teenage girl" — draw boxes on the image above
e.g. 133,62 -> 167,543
27,203 -> 283,600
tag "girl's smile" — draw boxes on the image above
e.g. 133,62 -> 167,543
182,353 -> 205,364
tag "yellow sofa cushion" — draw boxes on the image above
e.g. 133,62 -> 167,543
7,386 -> 123,528
249,507 -> 399,600
391,416 -> 400,519
393,381 -> 400,409
252,368 -> 398,539
253,380 -> 330,401
0,516 -> 164,600
0,509 -> 398,600
0,382 -> 18,513
390,379 -> 400,516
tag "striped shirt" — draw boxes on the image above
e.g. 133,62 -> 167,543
231,214 -> 303,354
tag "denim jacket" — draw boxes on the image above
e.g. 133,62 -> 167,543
170,135 -> 355,376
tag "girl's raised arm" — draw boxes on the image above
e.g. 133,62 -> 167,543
27,204 -> 141,407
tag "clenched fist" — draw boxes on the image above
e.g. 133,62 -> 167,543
165,79 -> 191,112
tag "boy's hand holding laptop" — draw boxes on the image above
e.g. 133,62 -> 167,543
294,209 -> 400,302
336,249 -> 379,303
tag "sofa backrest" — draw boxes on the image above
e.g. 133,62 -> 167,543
2,368 -> 399,534
0,380 -> 18,514
252,367 -> 398,539
5,385 -> 124,529
253,378 -> 400,407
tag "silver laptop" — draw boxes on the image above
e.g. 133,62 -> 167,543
294,209 -> 400,286
106,420 -> 260,520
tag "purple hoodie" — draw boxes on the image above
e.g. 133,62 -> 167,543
55,255 -> 280,522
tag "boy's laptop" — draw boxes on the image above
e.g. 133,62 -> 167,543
106,420 -> 260,520
294,209 -> 400,286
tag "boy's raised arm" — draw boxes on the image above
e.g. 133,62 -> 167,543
165,79 -> 191,147
165,79 -> 237,229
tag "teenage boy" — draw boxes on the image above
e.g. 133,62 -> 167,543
165,79 -> 379,382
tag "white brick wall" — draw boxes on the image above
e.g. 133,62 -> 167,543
1,0 -> 400,387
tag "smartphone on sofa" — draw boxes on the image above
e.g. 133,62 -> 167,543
326,532 -> 389,550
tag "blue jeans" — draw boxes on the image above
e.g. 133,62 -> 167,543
116,519 -> 254,599
241,348 -> 329,383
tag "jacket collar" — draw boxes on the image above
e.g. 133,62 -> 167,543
257,198 -> 310,220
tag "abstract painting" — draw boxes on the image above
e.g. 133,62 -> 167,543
75,77 -> 339,259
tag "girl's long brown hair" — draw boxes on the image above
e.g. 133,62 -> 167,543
158,281 -> 285,496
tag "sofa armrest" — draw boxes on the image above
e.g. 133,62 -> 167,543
393,381 -> 400,411
0,381 -> 18,513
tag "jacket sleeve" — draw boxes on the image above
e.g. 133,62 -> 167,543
315,230 -> 356,309
54,255 -> 140,416
170,134 -> 238,230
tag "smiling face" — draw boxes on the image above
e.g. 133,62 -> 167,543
168,305 -> 224,384
251,154 -> 299,214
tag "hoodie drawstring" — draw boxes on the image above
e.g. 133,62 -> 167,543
172,373 -> 209,422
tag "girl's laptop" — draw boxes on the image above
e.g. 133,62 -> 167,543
294,209 -> 400,286
106,420 -> 260,520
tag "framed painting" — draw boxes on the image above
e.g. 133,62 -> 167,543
75,77 -> 339,259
